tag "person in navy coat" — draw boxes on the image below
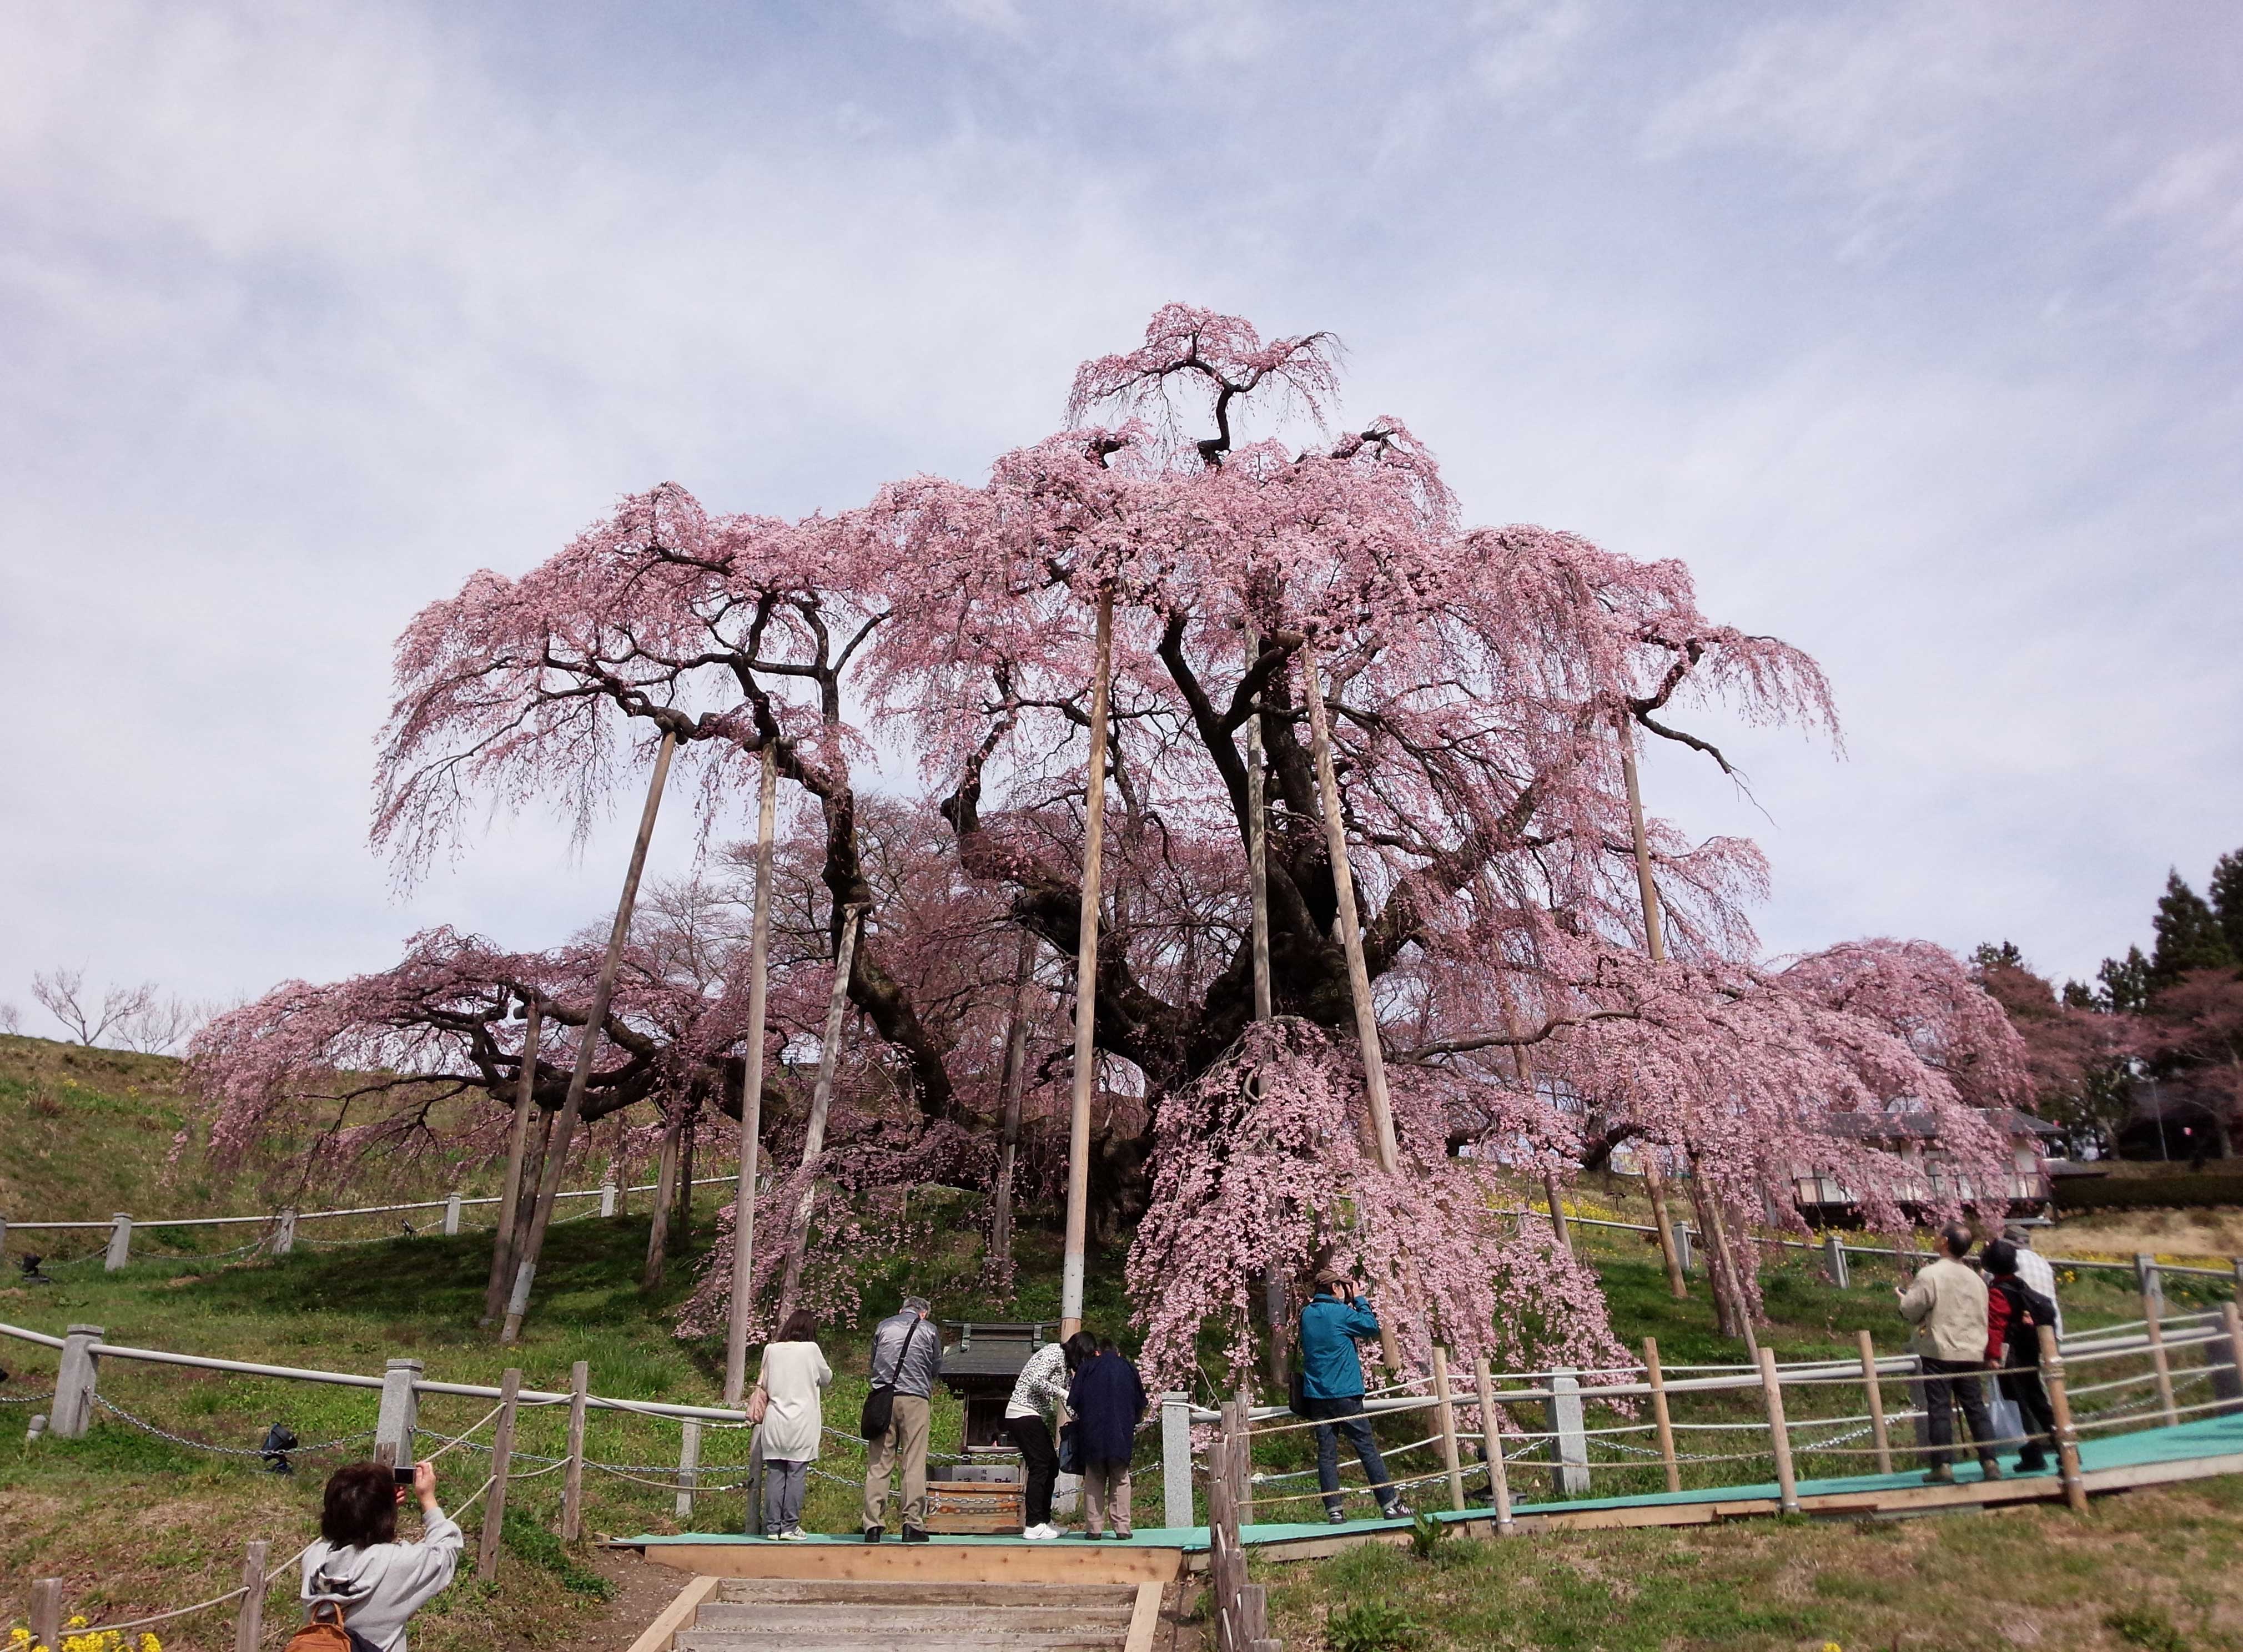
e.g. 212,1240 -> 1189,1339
1065,1338 -> 1148,1539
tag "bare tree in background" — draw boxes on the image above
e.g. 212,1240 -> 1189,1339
32,967 -> 155,1048
115,994 -> 219,1055
0,1003 -> 21,1034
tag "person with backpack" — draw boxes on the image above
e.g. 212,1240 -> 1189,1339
752,1308 -> 833,1539
1296,1266 -> 1411,1523
1065,1333 -> 1148,1540
1983,1238 -> 2061,1473
296,1460 -> 460,1652
861,1294 -> 943,1543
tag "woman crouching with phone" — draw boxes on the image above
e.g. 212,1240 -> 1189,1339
298,1461 -> 462,1652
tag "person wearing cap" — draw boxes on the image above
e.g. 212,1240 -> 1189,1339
2003,1223 -> 2064,1339
1296,1265 -> 1411,1523
1898,1222 -> 2003,1483
862,1294 -> 943,1543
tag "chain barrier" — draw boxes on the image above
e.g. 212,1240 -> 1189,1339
94,1392 -> 373,1458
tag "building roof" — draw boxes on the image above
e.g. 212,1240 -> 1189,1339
1818,1107 -> 2057,1141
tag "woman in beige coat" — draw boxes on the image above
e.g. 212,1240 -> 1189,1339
754,1308 -> 833,1538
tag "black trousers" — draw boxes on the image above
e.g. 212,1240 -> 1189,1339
1999,1361 -> 2058,1466
1920,1357 -> 1999,1467
1298,1394 -> 1401,1514
1005,1414 -> 1059,1527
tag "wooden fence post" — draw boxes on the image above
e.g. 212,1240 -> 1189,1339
105,1212 -> 132,1272
2222,1303 -> 2243,1418
2145,1297 -> 2178,1427
1757,1348 -> 1800,1514
375,1358 -> 422,1466
1432,1347 -> 1466,1513
1473,1355 -> 1514,1533
234,1538 -> 270,1652
1231,1391 -> 1254,1528
51,1323 -> 103,1439
1858,1328 -> 1893,1475
31,1578 -> 62,1652
477,1368 -> 521,1582
562,1359 -> 589,1542
675,1420 -> 701,1522
1643,1338 -> 1679,1494
2039,1324 -> 2088,1513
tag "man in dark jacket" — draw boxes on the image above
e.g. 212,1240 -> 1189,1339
1296,1267 -> 1410,1523
1066,1338 -> 1148,1539
1983,1239 -> 2059,1473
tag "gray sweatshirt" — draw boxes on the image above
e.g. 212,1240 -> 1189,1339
300,1510 -> 462,1652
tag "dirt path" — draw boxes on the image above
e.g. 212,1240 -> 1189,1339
552,1548 -> 690,1652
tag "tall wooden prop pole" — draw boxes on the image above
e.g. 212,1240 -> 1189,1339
723,746 -> 780,1404
483,997 -> 542,1326
1302,643 -> 1404,1371
1247,623 -> 1286,1391
776,904 -> 866,1323
987,929 -> 1037,1287
502,732 -> 676,1344
1060,587 -> 1114,1341
1617,713 -> 1691,1303
642,1101 -> 682,1292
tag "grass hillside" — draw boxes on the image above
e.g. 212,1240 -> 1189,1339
4,1036 -> 2242,1651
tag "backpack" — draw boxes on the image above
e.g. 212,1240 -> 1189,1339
285,1604 -> 385,1652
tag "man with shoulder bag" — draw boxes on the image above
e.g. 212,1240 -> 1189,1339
861,1294 -> 943,1543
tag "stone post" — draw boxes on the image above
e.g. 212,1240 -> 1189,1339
675,1419 -> 702,1521
599,1181 -> 618,1219
1675,1224 -> 1695,1276
1824,1233 -> 1850,1288
1160,1393 -> 1194,1531
104,1213 -> 132,1272
1548,1368 -> 1588,1497
375,1358 -> 423,1467
51,1324 -> 103,1439
2135,1252 -> 2165,1316
271,1208 -> 297,1256
442,1192 -> 462,1237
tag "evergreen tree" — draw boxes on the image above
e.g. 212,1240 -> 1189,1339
2061,979 -> 2094,1010
2150,870 -> 2238,987
2096,946 -> 2153,1014
2209,848 -> 2243,966
1972,940 -> 2026,974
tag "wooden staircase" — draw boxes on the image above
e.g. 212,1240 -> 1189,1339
635,1577 -> 1164,1652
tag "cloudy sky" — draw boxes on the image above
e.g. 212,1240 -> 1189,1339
4,1 -> 2239,1036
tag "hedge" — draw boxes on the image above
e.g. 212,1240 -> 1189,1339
2050,1172 -> 2243,1213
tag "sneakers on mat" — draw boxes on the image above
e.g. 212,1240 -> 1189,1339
1022,1523 -> 1060,1541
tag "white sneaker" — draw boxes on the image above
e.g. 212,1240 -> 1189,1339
1022,1523 -> 1058,1541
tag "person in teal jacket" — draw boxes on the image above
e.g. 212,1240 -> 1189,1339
1296,1267 -> 1409,1523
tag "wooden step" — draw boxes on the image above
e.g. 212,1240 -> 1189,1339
698,1604 -> 1134,1632
714,1580 -> 1138,1608
677,1634 -> 1122,1651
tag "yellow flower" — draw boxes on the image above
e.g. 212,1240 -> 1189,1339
1823,1643 -> 1843,1651
140,1636 -> 161,1652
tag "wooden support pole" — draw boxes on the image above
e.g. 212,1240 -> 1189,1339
561,1359 -> 589,1543
2226,1302 -> 2243,1417
1644,1337 -> 1679,1494
503,731 -> 677,1344
1432,1346 -> 1466,1512
1060,587 -> 1115,1341
674,1100 -> 695,1243
777,904 -> 866,1323
1616,713 -> 1690,1298
1643,1156 -> 1687,1301
1473,1354 -> 1514,1533
642,1102 -> 682,1292
2145,1293 -> 2178,1426
1233,1388 -> 1255,1528
31,1578 -> 61,1652
987,928 -> 1037,1288
1245,623 -> 1273,1024
233,1538 -> 269,1652
1543,1172 -> 1572,1250
1858,1328 -> 1893,1475
483,998 -> 542,1326
1758,1347 -> 1800,1514
1301,642 -> 1404,1372
723,744 -> 779,1404
2039,1324 -> 2088,1513
476,1368 -> 520,1582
